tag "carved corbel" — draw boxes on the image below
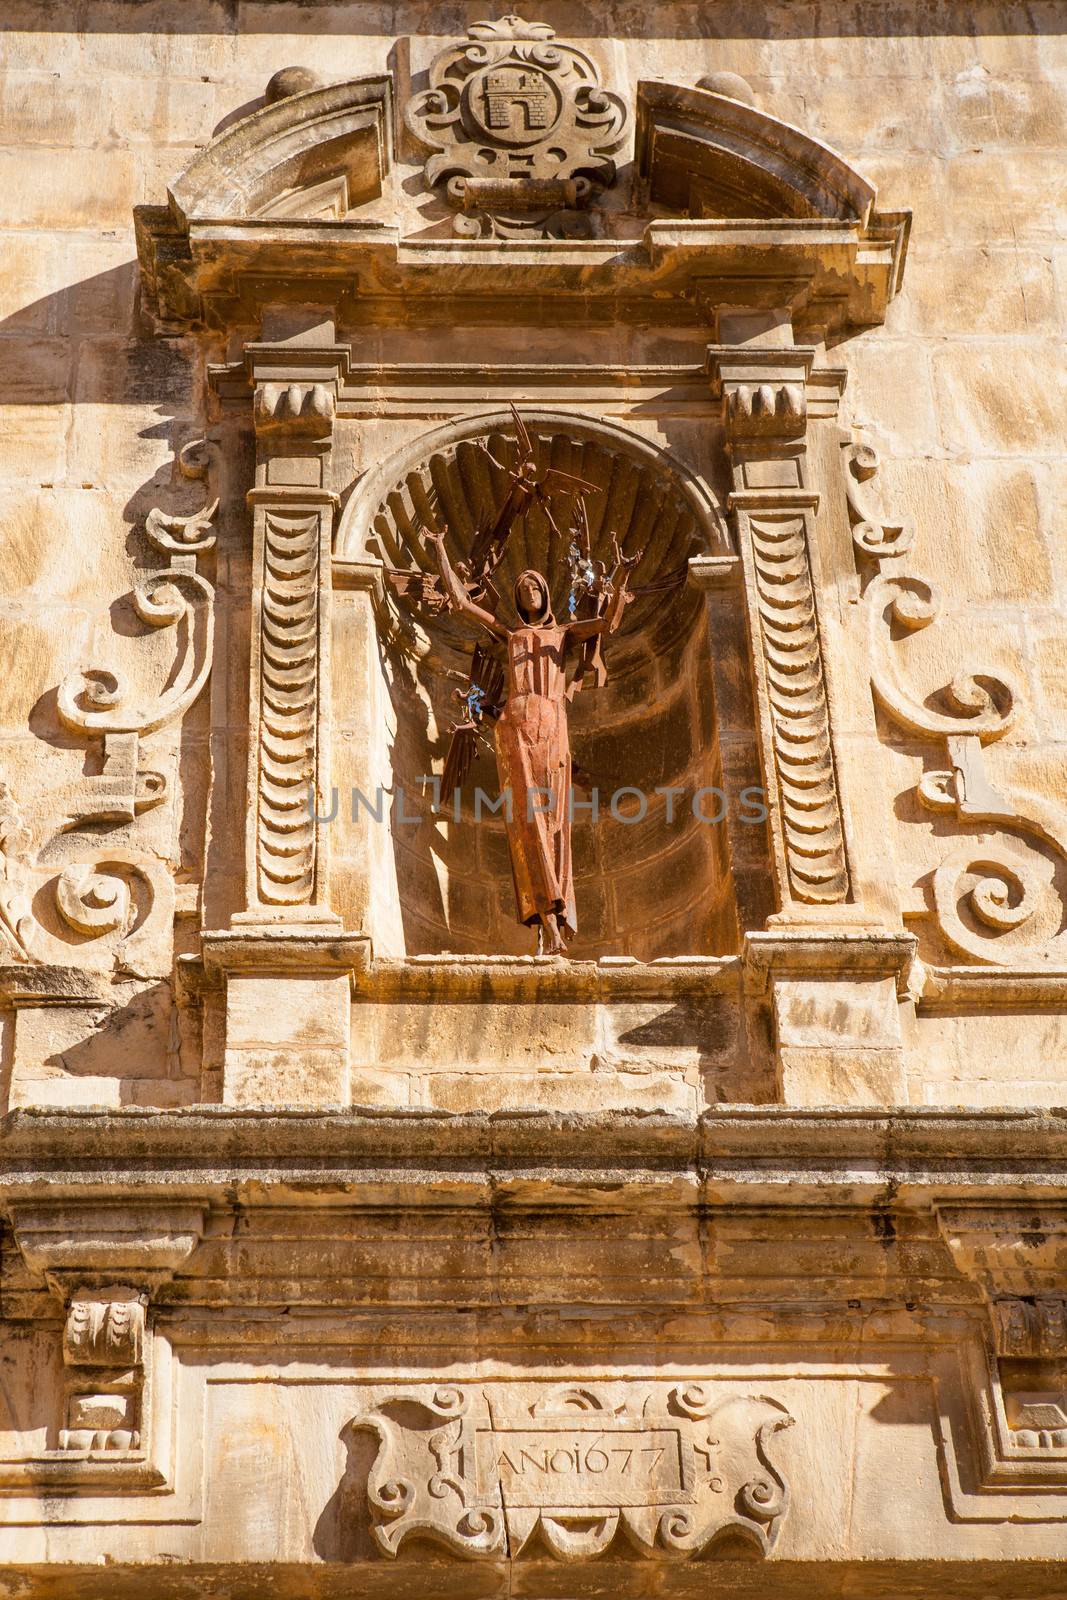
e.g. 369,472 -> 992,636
854,437 -> 1067,971
707,342 -> 851,912
56,435 -> 216,829
937,1204 -> 1067,1468
7,1202 -> 203,1480
59,1291 -> 147,1452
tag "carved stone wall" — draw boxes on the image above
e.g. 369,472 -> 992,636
0,2 -> 1066,1593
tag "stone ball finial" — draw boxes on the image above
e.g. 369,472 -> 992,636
265,66 -> 323,104
696,71 -> 756,107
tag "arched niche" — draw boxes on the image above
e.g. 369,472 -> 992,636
333,410 -> 750,961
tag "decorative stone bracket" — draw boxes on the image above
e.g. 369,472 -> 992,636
59,1290 -> 147,1453
5,1202 -> 204,1486
937,1204 -> 1067,1481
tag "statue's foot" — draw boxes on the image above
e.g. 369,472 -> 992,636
536,916 -> 567,957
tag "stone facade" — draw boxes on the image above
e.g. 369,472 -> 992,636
0,3 -> 1066,1593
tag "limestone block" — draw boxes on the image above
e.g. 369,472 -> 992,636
841,340 -> 940,457
420,1067 -> 697,1114
942,65 -> 1067,151
772,977 -> 908,1107
0,148 -> 139,230
223,973 -> 351,1106
933,341 -> 1067,455
899,245 -> 1059,336
350,998 -> 598,1076
862,455 -> 1051,605
941,150 -> 1067,241
0,405 -> 69,486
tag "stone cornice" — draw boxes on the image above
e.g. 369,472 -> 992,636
0,1107 -> 1064,1205
138,218 -> 903,338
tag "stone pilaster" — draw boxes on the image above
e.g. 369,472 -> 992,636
235,329 -> 348,928
709,315 -> 914,1106
209,318 -> 362,1105
707,329 -> 851,918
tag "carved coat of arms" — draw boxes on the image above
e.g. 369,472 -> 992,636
353,1382 -> 793,1560
404,15 -> 628,238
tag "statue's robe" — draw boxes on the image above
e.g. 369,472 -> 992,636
494,620 -> 576,939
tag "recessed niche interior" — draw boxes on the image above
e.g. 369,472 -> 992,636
335,411 -> 765,960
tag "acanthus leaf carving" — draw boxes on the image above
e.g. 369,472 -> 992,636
404,16 -> 627,240
352,1381 -> 793,1562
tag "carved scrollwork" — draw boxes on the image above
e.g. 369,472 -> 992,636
0,791 -> 174,974
58,569 -> 214,741
55,433 -> 216,829
917,745 -> 1067,965
352,1382 -> 793,1562
855,434 -> 1067,968
865,572 -> 1016,743
751,515 -> 850,903
842,438 -> 914,561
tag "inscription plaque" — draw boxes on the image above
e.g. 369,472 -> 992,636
352,1381 -> 793,1561
478,1426 -> 687,1508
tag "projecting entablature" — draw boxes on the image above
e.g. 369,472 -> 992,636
134,53 -> 908,342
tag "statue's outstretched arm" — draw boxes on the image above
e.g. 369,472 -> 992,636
425,529 -> 507,640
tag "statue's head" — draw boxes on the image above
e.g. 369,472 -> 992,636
514,568 -> 553,624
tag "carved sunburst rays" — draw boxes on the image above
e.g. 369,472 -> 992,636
370,426 -> 702,658
750,516 -> 849,903
258,511 -> 320,905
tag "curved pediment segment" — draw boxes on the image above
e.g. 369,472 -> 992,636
636,80 -> 876,224
168,75 -> 393,226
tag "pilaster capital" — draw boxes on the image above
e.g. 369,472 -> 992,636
706,344 -> 816,445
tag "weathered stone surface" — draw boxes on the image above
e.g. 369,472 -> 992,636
0,1 -> 1065,1590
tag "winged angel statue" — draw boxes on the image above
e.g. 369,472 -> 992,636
387,410 -> 641,956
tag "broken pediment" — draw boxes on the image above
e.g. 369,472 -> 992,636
135,73 -> 394,320
636,79 -> 878,224
135,52 -> 907,340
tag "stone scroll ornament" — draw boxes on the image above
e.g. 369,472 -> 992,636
404,15 -> 628,239
850,437 -> 1067,966
0,783 -> 174,979
56,436 -> 216,830
353,1383 -> 793,1561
